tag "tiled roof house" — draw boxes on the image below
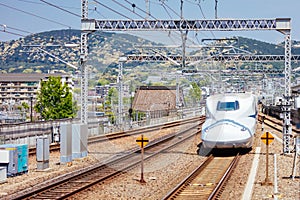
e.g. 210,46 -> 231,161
132,86 -> 184,113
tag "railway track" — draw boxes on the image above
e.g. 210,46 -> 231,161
28,116 -> 203,155
163,154 -> 240,200
8,118 -> 205,199
258,113 -> 300,134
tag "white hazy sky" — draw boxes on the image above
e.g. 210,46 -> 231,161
0,0 -> 299,45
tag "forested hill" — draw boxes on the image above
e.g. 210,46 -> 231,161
0,29 -> 299,74
0,29 -> 162,74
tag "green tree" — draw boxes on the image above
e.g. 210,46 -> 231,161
189,82 -> 202,105
107,87 -> 118,105
35,76 -> 77,120
97,78 -> 110,86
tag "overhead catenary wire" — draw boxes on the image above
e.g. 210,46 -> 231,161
185,0 -> 207,19
1,24 -> 32,34
160,3 -> 173,18
111,0 -> 145,19
122,0 -> 158,20
0,29 -> 26,37
104,0 -> 182,46
160,1 -> 199,46
16,0 -> 44,5
16,0 -> 81,11
0,2 -> 71,28
40,0 -> 81,18
160,1 -> 181,18
185,0 -> 216,39
90,7 -> 107,19
93,0 -> 132,19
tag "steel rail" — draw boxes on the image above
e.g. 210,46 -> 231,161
208,154 -> 240,199
162,154 -> 240,200
9,119 -> 205,199
258,113 -> 300,134
27,116 -> 204,155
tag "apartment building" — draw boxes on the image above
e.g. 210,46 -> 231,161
0,73 -> 73,113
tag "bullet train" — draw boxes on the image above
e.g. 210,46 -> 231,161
201,93 -> 257,149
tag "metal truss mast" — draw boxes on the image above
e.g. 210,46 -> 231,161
82,18 -> 288,32
80,0 -> 89,124
125,54 -> 300,64
80,2 -> 292,153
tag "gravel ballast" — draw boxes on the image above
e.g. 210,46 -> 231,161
0,120 -> 299,199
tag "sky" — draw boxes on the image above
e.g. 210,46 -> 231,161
0,0 -> 300,45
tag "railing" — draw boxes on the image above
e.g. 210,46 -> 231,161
0,106 -> 203,146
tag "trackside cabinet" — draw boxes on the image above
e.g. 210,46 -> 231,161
0,167 -> 6,183
0,150 -> 9,181
0,144 -> 28,176
36,137 -> 49,170
16,144 -> 28,173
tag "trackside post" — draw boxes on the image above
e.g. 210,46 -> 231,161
136,135 -> 149,184
261,131 -> 274,185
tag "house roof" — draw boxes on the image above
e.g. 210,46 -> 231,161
132,86 -> 183,112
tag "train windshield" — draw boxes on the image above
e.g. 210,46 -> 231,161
217,101 -> 239,111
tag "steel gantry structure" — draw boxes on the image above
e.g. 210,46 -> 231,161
80,0 -> 293,153
125,54 -> 300,64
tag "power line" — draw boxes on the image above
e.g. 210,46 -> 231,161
160,1 -> 181,18
0,29 -> 26,37
111,0 -> 144,19
160,3 -> 173,18
122,0 -> 158,20
90,7 -> 107,19
185,0 -> 216,39
1,24 -> 32,34
16,0 -> 44,5
0,2 -> 71,28
40,0 -> 81,18
16,0 -> 81,11
93,0 -> 131,19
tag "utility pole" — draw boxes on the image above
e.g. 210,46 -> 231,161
215,0 -> 218,19
145,0 -> 150,19
118,57 -> 127,126
81,0 -> 89,124
176,71 -> 180,108
180,0 -> 187,68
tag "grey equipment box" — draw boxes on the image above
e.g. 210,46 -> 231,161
0,144 -> 28,176
0,167 -> 7,183
60,123 -> 72,164
72,123 -> 88,159
36,137 -> 50,170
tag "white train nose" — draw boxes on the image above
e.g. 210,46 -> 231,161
202,121 -> 254,149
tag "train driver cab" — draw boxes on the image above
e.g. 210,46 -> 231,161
217,100 -> 239,111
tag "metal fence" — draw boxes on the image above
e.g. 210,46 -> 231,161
0,106 -> 203,146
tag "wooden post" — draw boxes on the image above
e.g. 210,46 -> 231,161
261,131 -> 273,185
140,146 -> 146,183
136,134 -> 148,184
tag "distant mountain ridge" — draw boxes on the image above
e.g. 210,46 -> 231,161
0,29 -> 163,74
0,29 -> 299,74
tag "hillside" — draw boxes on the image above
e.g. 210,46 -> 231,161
0,29 -> 176,74
1,29 -> 300,75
